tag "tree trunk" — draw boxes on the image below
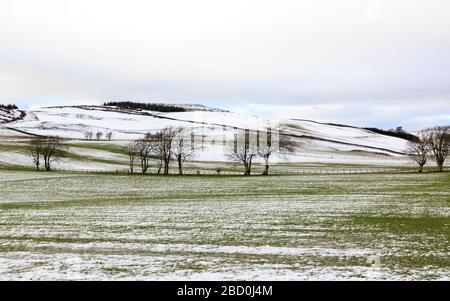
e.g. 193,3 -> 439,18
35,157 -> 40,171
418,164 -> 423,173
262,157 -> 269,175
164,159 -> 170,175
436,157 -> 444,172
44,156 -> 51,171
178,156 -> 183,175
244,162 -> 251,175
129,155 -> 134,173
141,158 -> 148,174
157,159 -> 162,174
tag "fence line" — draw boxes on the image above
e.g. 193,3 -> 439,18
51,166 -> 449,176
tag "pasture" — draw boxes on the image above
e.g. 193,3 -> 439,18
0,170 -> 448,280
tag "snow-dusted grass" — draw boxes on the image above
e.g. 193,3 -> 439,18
0,141 -> 129,172
0,171 -> 448,280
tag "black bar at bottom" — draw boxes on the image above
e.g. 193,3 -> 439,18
0,281 -> 446,299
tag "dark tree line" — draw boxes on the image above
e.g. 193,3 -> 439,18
103,101 -> 187,112
364,127 -> 418,142
0,104 -> 18,110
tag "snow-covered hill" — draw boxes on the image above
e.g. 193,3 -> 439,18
0,108 -> 24,124
0,105 -> 410,165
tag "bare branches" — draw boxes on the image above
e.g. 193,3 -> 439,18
124,141 -> 139,173
125,127 -> 179,175
151,127 -> 176,175
172,127 -> 195,174
28,137 -> 66,171
29,139 -> 43,170
41,137 -> 66,171
228,128 -> 296,176
424,126 -> 450,172
228,130 -> 259,175
405,131 -> 429,172
84,131 -> 94,140
257,132 -> 295,175
85,130 -> 111,141
409,126 -> 450,172
136,138 -> 154,174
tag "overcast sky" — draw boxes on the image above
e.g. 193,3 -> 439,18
1,0 -> 449,130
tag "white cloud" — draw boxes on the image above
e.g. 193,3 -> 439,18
0,0 -> 449,129
232,100 -> 450,131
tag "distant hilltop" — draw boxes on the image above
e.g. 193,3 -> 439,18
102,101 -> 229,113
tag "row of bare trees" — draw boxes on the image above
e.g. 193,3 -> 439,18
125,127 -> 194,175
26,127 -> 193,174
26,126 -> 446,175
227,131 -> 295,175
125,127 -> 295,176
406,126 -> 450,172
84,131 -> 113,141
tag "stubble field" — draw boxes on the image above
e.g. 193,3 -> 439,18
0,170 -> 448,280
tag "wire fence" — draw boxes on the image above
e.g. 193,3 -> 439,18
51,166 -> 450,176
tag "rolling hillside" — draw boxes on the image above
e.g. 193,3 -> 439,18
0,105 -> 412,170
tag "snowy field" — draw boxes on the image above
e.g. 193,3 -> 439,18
0,105 -> 416,175
0,171 -> 448,280
1,106 -> 409,163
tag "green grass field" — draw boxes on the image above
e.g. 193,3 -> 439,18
0,170 -> 448,280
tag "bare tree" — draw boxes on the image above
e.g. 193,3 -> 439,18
152,127 -> 176,175
95,131 -> 103,141
106,131 -> 114,141
84,131 -> 94,140
228,130 -> 258,175
30,137 -> 66,171
257,131 -> 295,175
136,138 -> 154,174
29,139 -> 44,170
124,141 -> 139,173
405,131 -> 429,173
172,127 -> 194,174
425,126 -> 450,172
